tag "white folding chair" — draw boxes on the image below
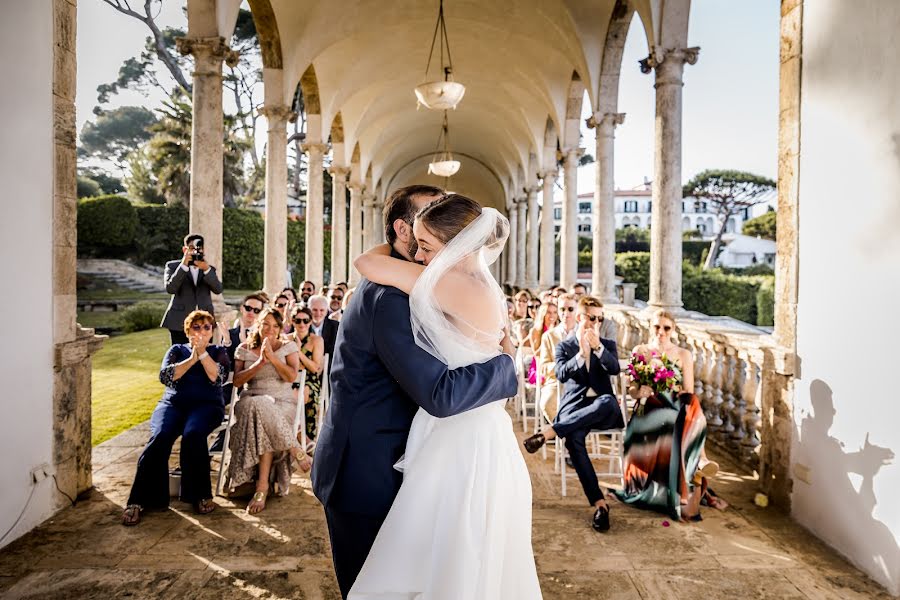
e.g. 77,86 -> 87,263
556,378 -> 629,497
517,347 -> 538,433
317,353 -> 330,434
214,374 -> 239,497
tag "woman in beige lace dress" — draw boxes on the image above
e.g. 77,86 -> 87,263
229,307 -> 309,514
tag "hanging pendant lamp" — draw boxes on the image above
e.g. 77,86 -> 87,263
414,0 -> 466,110
428,111 -> 461,177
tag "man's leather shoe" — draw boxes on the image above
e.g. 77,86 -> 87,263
592,504 -> 610,532
523,433 -> 545,454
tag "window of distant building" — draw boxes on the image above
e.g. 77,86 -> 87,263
554,225 -> 561,234
578,223 -> 591,233
624,200 -> 638,213
646,200 -> 652,213
554,208 -> 562,219
694,200 -> 708,213
579,202 -> 591,214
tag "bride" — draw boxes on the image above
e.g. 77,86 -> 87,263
349,194 -> 542,599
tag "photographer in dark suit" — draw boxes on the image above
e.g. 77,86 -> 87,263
160,234 -> 223,344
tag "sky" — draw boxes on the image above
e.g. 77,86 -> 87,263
76,1 -> 780,204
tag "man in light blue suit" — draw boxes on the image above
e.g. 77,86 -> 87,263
311,185 -> 518,598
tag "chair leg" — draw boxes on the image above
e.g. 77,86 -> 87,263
215,397 -> 237,497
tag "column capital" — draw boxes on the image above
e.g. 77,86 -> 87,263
328,165 -> 350,179
586,112 -> 626,132
259,104 -> 295,124
301,141 -> 329,156
176,36 -> 240,68
347,181 -> 364,193
538,169 -> 558,181
558,147 -> 585,166
523,185 -> 541,197
640,47 -> 700,79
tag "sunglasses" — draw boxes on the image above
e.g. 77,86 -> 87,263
583,314 -> 604,323
302,288 -> 314,294
331,295 -> 344,302
242,304 -> 262,314
654,324 -> 673,332
293,317 -> 311,325
560,306 -> 576,312
275,302 -> 287,309
191,323 -> 213,332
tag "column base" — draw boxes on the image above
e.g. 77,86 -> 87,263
524,280 -> 539,292
643,302 -> 687,317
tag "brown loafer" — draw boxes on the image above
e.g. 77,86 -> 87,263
523,433 -> 546,454
122,504 -> 142,526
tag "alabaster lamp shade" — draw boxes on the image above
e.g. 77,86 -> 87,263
415,81 -> 466,110
428,159 -> 461,177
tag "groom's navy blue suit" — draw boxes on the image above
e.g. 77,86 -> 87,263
311,264 -> 518,598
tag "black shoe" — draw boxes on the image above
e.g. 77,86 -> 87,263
209,430 -> 225,453
523,433 -> 545,454
592,504 -> 610,532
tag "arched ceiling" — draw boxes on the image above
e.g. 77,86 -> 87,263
215,0 -> 691,209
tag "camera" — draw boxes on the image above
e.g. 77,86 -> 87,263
189,239 -> 204,264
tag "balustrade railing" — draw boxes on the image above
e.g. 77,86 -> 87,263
604,304 -> 791,474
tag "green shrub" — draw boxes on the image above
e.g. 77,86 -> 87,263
756,277 -> 775,326
682,264 -> 761,324
682,241 -> 709,266
77,195 -> 138,257
743,210 -> 776,240
134,203 -> 189,265
77,176 -> 101,199
222,207 -> 265,289
615,252 -> 650,300
120,301 -> 167,333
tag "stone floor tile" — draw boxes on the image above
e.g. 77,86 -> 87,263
630,568 -> 808,600
34,553 -> 123,569
780,568 -> 895,600
539,571 -> 643,599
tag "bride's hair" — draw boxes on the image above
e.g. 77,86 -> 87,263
415,194 -> 482,244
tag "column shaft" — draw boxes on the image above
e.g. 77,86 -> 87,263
506,202 -> 518,287
362,193 -> 376,251
516,196 -> 527,286
304,142 -> 327,287
348,182 -> 364,284
560,149 -> 581,288
592,113 -> 625,303
539,170 -> 557,287
649,48 -> 698,311
525,186 -> 539,289
261,106 -> 292,296
329,167 -> 349,283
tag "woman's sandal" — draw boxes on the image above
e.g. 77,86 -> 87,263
247,491 -> 267,514
122,504 -> 142,526
294,451 -> 312,473
194,498 -> 217,515
701,487 -> 729,511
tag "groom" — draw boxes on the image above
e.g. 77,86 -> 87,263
311,184 -> 519,598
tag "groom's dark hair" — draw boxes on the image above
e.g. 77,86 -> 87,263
383,184 -> 444,245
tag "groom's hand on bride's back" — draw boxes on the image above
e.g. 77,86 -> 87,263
373,290 -> 517,418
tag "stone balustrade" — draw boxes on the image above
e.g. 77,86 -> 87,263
603,304 -> 795,498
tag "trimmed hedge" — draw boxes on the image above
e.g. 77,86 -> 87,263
121,301 -> 167,333
77,195 -> 139,257
614,251 -> 775,326
79,201 -> 334,288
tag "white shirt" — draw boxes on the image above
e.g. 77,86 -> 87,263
574,338 -> 607,397
180,263 -> 211,285
311,320 -> 324,336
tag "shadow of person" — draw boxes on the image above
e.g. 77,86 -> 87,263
796,380 -> 898,590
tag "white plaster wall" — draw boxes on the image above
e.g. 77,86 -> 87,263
0,1 -> 57,548
791,1 -> 900,594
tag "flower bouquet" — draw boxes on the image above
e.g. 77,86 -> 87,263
626,348 -> 683,412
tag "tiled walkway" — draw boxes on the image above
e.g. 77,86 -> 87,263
0,411 -> 891,599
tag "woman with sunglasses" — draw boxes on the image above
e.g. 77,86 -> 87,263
615,309 -> 722,520
122,310 -> 230,526
287,305 -> 325,447
525,301 -> 559,385
229,307 -> 308,514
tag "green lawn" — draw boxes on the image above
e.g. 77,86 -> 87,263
91,328 -> 171,446
77,310 -> 124,330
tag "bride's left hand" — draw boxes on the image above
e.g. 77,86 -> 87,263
500,326 -> 515,357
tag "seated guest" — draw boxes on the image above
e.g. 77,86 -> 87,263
525,301 -> 559,384
223,293 -> 266,402
551,286 -> 567,300
281,286 -> 299,306
287,306 -> 325,446
122,310 -> 229,526
299,280 -> 316,305
229,307 -> 308,514
572,282 -> 587,300
511,291 -> 534,349
326,286 -> 345,320
523,296 -> 624,533
537,293 -> 580,422
615,310 -> 719,520
273,293 -> 292,334
308,294 -> 339,363
506,297 -> 515,323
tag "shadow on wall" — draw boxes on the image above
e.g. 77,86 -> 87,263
797,379 -> 898,591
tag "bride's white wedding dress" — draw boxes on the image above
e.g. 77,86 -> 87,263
349,208 -> 542,600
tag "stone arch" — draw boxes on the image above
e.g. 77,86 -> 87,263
596,0 -> 636,113
542,116 -> 559,172
246,0 -> 283,69
561,71 -> 586,149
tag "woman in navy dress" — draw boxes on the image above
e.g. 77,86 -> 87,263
122,310 -> 229,526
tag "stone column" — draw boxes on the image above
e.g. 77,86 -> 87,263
374,199 -> 385,244
303,142 -> 328,287
328,166 -> 349,283
506,201 -> 518,287
647,47 -> 699,311
362,191 -> 377,251
176,36 -> 238,288
525,185 -> 540,289
348,182 -> 364,284
559,147 -> 582,288
539,169 -> 557,287
516,194 -> 528,286
590,112 -> 625,303
260,105 -> 292,296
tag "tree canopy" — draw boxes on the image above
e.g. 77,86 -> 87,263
79,106 -> 158,168
742,209 -> 777,240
